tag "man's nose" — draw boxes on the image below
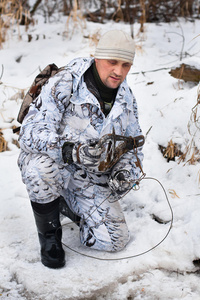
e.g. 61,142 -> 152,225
113,65 -> 123,76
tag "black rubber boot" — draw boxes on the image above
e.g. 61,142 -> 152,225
31,198 -> 65,269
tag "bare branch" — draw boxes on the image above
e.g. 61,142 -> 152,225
0,65 -> 4,82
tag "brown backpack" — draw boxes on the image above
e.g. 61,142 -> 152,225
14,63 -> 64,132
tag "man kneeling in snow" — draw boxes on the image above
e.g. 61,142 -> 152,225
18,30 -> 144,268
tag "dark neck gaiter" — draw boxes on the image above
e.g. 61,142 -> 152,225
84,62 -> 118,116
92,63 -> 117,104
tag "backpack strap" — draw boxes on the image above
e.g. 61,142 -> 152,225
13,64 -> 65,134
17,63 -> 60,124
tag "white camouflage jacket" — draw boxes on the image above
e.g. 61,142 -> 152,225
18,57 -> 144,181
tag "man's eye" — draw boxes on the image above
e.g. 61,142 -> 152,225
109,60 -> 116,65
124,64 -> 131,68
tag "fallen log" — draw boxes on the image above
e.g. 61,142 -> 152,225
169,63 -> 200,83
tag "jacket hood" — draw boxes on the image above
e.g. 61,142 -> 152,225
65,57 -> 94,92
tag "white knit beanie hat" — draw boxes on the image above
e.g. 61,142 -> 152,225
94,30 -> 135,64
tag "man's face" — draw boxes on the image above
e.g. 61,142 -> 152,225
95,59 -> 132,89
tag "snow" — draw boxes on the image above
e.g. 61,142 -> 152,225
0,15 -> 200,299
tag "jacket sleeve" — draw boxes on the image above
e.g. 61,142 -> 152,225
19,69 -> 73,165
111,94 -> 144,181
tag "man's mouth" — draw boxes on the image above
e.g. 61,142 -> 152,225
110,76 -> 121,81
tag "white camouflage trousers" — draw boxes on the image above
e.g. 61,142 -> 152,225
18,152 -> 130,252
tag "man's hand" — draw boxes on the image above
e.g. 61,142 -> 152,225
62,140 -> 104,172
62,131 -> 144,173
108,170 -> 133,196
72,140 -> 104,172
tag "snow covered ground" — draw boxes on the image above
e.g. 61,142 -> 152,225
0,14 -> 200,300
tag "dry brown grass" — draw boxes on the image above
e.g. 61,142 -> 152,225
190,86 -> 200,127
185,150 -> 200,165
0,0 -> 30,48
88,30 -> 101,47
12,137 -> 20,148
0,126 -> 20,152
182,85 -> 200,167
168,189 -> 180,199
159,139 -> 183,162
65,0 -> 86,38
172,83 -> 200,172
198,169 -> 200,186
0,129 -> 8,152
178,142 -> 200,165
